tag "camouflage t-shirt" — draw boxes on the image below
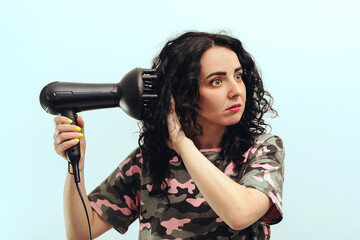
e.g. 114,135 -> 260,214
88,133 -> 284,239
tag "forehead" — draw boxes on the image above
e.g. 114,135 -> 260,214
199,46 -> 241,76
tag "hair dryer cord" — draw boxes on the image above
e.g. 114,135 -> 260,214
75,181 -> 92,240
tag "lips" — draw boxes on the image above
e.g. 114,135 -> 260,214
227,104 -> 242,112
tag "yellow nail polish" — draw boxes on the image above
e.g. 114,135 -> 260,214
75,139 -> 80,142
67,119 -> 73,124
79,133 -> 84,137
76,127 -> 81,131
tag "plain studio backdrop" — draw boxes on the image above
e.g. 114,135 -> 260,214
1,0 -> 359,239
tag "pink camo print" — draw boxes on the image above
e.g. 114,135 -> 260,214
115,157 -> 131,179
251,163 -> 279,170
224,148 -> 251,176
268,191 -> 282,212
125,165 -> 142,177
146,178 -> 196,195
136,153 -> 143,164
256,149 -> 263,158
160,218 -> 191,235
90,199 -> 132,216
263,170 -> 276,188
261,221 -> 270,235
199,147 -> 221,152
252,175 -> 264,182
118,157 -> 131,170
139,222 -> 151,231
115,171 -> 125,179
186,197 -> 206,207
166,178 -> 196,194
216,217 -> 224,223
251,148 -> 257,154
123,195 -> 137,211
170,156 -> 179,163
263,146 -> 271,153
224,162 -> 235,175
242,148 -> 251,162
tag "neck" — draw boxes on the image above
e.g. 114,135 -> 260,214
188,125 -> 226,150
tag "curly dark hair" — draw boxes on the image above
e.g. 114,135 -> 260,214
138,31 -> 277,197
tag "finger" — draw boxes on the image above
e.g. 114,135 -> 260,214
54,116 -> 74,126
169,109 -> 181,129
56,124 -> 82,135
55,138 -> 80,157
76,116 -> 85,132
170,95 -> 175,106
55,131 -> 84,145
168,96 -> 175,117
170,96 -> 176,112
167,113 -> 177,133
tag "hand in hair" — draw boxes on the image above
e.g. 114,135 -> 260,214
166,96 -> 187,152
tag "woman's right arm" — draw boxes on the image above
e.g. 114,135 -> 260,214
54,116 -> 112,240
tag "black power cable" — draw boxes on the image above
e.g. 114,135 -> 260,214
75,181 -> 93,240
69,162 -> 92,240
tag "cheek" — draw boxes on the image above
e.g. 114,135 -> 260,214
198,96 -> 212,111
198,93 -> 220,113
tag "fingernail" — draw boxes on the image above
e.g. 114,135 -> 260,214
79,133 -> 84,137
67,119 -> 73,124
75,139 -> 80,142
76,127 -> 81,131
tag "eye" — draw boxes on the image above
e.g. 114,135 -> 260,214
235,71 -> 243,81
210,78 -> 222,86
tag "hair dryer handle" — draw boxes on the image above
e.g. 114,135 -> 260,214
61,109 -> 81,183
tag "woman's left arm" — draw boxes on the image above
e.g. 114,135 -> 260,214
167,99 -> 271,230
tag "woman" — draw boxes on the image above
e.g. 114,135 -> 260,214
54,31 -> 285,239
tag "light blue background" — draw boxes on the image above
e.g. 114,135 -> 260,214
1,0 -> 359,239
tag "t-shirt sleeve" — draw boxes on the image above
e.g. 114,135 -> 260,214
239,134 -> 285,225
87,148 -> 142,234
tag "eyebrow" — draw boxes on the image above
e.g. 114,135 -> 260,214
205,66 -> 243,79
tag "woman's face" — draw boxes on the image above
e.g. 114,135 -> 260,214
196,46 -> 246,130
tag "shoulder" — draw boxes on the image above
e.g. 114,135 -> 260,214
245,133 -> 285,164
255,133 -> 283,148
253,133 -> 284,153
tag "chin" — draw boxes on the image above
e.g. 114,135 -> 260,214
199,113 -> 243,128
227,114 -> 243,125
221,118 -> 242,127
226,120 -> 241,126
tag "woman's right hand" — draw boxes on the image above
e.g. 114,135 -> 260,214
53,116 -> 86,165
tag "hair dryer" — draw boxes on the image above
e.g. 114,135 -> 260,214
39,67 -> 157,183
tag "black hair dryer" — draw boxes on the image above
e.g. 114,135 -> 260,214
39,68 -> 157,183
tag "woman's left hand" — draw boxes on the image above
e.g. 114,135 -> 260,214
166,96 -> 187,152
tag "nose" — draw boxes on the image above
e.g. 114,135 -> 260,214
227,77 -> 243,99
